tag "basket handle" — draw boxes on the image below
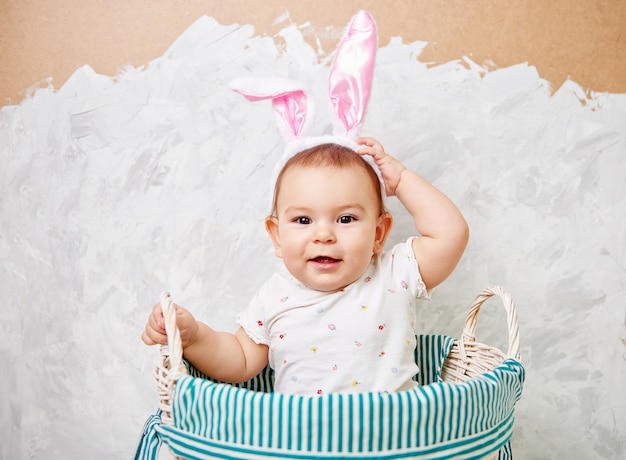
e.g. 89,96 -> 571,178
461,286 -> 520,360
159,291 -> 186,378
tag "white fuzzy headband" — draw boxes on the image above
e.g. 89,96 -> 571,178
230,11 -> 384,210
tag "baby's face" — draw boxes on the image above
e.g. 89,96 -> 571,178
266,165 -> 389,292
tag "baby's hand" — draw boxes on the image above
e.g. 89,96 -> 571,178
357,137 -> 406,197
141,302 -> 199,349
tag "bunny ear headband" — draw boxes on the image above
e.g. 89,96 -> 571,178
230,10 -> 383,210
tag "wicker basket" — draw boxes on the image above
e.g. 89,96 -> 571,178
143,288 -> 522,460
441,286 -> 520,383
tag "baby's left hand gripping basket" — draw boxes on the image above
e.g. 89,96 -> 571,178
135,292 -> 190,460
135,287 -> 524,460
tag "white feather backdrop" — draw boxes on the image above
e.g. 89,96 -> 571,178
1,15 -> 624,459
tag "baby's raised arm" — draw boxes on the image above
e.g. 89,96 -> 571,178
142,303 -> 269,383
358,137 -> 469,291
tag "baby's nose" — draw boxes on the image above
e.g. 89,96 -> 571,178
314,224 -> 336,243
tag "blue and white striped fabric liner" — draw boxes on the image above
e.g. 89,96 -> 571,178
134,409 -> 163,460
135,334 -> 524,459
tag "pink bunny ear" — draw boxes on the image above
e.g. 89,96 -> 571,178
230,77 -> 314,141
328,10 -> 378,138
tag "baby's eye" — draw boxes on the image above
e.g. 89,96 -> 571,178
338,215 -> 356,224
295,217 -> 311,225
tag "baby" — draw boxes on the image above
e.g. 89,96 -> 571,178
142,137 -> 468,395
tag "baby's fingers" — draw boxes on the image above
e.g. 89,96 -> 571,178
141,324 -> 167,346
141,303 -> 167,345
149,302 -> 166,330
357,136 -> 384,151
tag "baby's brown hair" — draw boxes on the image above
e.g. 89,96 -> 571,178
271,143 -> 385,216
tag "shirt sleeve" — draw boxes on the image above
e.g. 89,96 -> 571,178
236,281 -> 272,346
387,237 -> 430,300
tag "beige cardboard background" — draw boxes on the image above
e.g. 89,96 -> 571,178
1,0 -> 625,106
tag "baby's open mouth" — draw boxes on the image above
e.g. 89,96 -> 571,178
311,256 -> 340,264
